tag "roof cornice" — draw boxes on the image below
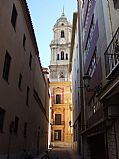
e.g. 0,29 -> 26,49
19,0 -> 39,57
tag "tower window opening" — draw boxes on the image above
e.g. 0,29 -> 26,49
61,30 -> 65,38
61,51 -> 64,60
66,53 -> 68,60
57,54 -> 59,60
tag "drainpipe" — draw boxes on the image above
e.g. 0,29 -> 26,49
77,0 -> 85,157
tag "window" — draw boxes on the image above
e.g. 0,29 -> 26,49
24,122 -> 27,137
29,53 -> 32,69
18,73 -> 22,89
14,116 -> 19,134
23,34 -> 26,50
61,51 -> 64,60
113,0 -> 119,9
11,4 -> 18,30
55,114 -> 61,125
83,0 -> 89,28
66,53 -> 68,60
57,54 -> 59,60
26,86 -> 29,106
56,94 -> 61,104
85,14 -> 94,53
88,48 -> 97,77
61,30 -> 64,38
0,107 -> 5,132
2,51 -> 11,82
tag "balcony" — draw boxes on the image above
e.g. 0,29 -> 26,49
52,121 -> 65,125
104,27 -> 119,79
84,0 -> 96,49
84,20 -> 99,74
82,0 -> 89,27
85,58 -> 102,102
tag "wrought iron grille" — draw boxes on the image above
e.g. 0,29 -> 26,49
104,27 -> 119,78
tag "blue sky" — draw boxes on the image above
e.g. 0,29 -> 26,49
27,0 -> 77,67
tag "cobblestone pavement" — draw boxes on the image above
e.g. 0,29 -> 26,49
49,147 -> 82,159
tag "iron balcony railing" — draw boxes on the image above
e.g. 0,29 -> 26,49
52,121 -> 65,125
104,27 -> 119,79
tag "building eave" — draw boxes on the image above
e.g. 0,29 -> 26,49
20,0 -> 39,57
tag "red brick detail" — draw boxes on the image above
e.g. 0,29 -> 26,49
52,88 -> 55,104
62,88 -> 64,104
62,128 -> 64,141
62,108 -> 65,123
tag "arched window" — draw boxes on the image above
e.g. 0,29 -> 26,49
61,51 -> 64,60
61,30 -> 64,38
57,54 -> 59,60
66,53 -> 68,60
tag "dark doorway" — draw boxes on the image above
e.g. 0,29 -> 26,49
54,130 -> 61,141
89,133 -> 106,159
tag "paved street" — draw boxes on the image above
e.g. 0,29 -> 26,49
49,147 -> 82,159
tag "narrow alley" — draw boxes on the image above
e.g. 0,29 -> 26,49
48,147 -> 81,159
35,147 -> 81,159
0,0 -> 119,159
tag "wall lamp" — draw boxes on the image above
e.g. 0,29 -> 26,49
79,74 -> 102,93
69,121 -> 73,127
69,121 -> 87,128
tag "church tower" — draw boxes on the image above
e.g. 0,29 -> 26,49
49,10 -> 72,147
49,10 -> 72,82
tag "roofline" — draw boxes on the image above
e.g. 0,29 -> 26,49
20,0 -> 39,57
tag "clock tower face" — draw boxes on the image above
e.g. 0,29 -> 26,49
60,38 -> 65,44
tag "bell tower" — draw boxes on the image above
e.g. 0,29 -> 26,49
49,10 -> 72,82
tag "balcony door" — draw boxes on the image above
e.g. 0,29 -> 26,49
56,94 -> 61,104
55,114 -> 61,125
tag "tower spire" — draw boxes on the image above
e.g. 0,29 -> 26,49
62,6 -> 65,16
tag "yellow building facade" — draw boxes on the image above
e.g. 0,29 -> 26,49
50,82 -> 72,147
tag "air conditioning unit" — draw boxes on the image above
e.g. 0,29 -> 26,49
108,104 -> 119,118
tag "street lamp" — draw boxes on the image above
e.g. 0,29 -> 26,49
83,74 -> 91,88
69,120 -> 72,127
82,74 -> 102,93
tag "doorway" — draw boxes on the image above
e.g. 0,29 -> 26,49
88,133 -> 106,159
54,130 -> 61,141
